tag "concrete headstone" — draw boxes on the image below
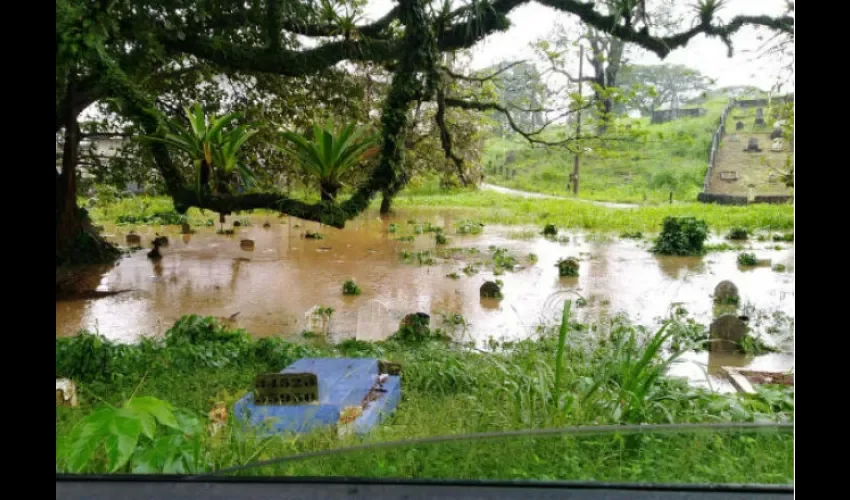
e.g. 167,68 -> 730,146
709,315 -> 748,353
713,280 -> 739,304
356,300 -> 391,341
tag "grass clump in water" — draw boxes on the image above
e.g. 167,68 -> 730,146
737,252 -> 758,266
342,279 -> 362,296
620,231 -> 643,239
456,220 -> 484,235
556,257 -> 580,277
726,228 -> 749,240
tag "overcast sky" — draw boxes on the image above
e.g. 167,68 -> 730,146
363,0 -> 793,92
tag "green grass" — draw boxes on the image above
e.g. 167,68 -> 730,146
482,99 -> 730,203
391,190 -> 793,233
56,313 -> 793,482
83,184 -> 793,236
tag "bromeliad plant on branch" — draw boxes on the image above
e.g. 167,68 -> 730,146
143,104 -> 257,197
278,121 -> 379,202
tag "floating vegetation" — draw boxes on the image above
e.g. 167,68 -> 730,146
772,233 -> 794,242
395,235 -> 415,242
704,243 -> 744,252
772,263 -> 787,272
388,223 -> 398,233
304,231 -> 324,240
542,224 -> 558,236
446,272 -> 461,280
456,220 -> 484,235
620,231 -> 643,239
436,233 -> 448,245
462,264 -> 479,275
527,253 -> 538,264
216,229 -> 236,235
507,230 -> 537,240
491,247 -> 518,273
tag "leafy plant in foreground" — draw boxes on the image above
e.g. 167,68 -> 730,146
57,396 -> 203,473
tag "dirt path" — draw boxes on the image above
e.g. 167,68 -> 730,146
480,183 -> 638,209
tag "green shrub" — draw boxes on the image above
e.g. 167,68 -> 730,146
651,217 -> 709,256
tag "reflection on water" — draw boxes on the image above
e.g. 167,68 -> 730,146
56,209 -> 794,388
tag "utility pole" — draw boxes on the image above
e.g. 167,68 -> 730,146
571,44 -> 584,196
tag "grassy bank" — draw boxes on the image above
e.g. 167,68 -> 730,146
482,99 -> 729,203
56,311 -> 793,481
83,189 -> 793,235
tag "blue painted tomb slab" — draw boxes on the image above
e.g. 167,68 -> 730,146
233,358 -> 400,436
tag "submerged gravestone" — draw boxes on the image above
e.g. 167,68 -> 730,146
356,300 -> 391,341
305,305 -> 332,335
713,280 -> 739,304
480,281 -> 502,299
126,232 -> 141,246
744,137 -> 762,152
709,315 -> 748,353
735,121 -> 745,131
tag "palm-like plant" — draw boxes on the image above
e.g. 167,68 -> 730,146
278,120 -> 379,202
144,104 -> 256,195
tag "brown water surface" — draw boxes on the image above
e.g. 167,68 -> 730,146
56,209 -> 793,391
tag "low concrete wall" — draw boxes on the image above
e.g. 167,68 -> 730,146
753,195 -> 794,204
697,193 -> 748,205
651,107 -> 707,124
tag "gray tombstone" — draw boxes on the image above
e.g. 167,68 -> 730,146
356,299 -> 391,341
735,121 -> 744,131
709,315 -> 748,353
771,138 -> 784,152
480,281 -> 502,299
755,108 -> 764,119
505,151 -> 516,165
744,137 -> 761,152
713,280 -> 739,304
754,117 -> 766,127
770,128 -> 783,140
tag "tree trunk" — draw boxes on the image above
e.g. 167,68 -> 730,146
320,182 -> 340,203
56,79 -> 119,266
56,116 -> 82,259
379,191 -> 393,214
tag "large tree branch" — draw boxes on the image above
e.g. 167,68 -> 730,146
435,85 -> 468,184
539,0 -> 793,58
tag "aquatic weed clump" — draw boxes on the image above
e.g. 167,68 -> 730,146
651,217 -> 709,256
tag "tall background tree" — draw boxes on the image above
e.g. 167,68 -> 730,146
617,64 -> 713,117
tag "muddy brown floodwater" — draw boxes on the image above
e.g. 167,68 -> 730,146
56,209 -> 794,392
